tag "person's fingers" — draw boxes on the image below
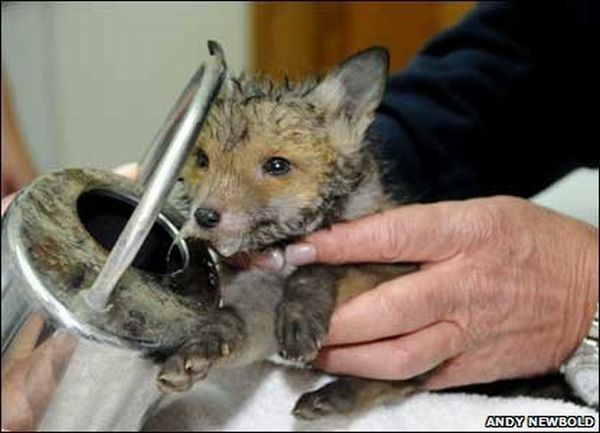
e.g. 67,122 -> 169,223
112,162 -> 139,180
39,330 -> 78,367
424,351 -> 496,391
324,267 -> 461,346
423,331 -> 553,390
2,313 -> 45,368
1,191 -> 17,215
284,201 -> 468,266
251,249 -> 285,271
1,330 -> 78,432
315,321 -> 468,380
1,365 -> 35,431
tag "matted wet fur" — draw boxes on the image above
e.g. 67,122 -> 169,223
156,46 -> 580,419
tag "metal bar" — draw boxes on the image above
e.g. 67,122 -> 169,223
137,64 -> 205,188
80,41 -> 226,311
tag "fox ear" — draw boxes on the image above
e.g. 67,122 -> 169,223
312,47 -> 389,122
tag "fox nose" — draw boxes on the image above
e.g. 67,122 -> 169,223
194,207 -> 221,229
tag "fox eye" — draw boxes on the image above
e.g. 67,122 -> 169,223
263,157 -> 291,176
196,148 -> 209,168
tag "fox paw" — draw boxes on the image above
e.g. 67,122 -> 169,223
293,384 -> 352,420
157,342 -> 213,393
157,319 -> 242,393
275,301 -> 327,363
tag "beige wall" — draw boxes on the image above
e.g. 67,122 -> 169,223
2,2 -> 597,226
2,1 -> 250,171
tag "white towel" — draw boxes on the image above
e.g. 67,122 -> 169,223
143,362 -> 598,431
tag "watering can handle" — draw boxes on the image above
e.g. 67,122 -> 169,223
80,41 -> 227,312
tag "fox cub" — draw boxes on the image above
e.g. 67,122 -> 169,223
156,46 -> 425,419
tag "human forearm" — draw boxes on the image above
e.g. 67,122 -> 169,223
372,1 -> 596,203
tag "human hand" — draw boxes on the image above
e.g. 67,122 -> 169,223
283,196 -> 598,390
2,75 -> 38,198
1,314 -> 77,431
1,162 -> 139,216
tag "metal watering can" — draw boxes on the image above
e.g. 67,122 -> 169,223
1,41 -> 226,431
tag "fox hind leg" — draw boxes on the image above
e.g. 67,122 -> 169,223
293,375 -> 426,420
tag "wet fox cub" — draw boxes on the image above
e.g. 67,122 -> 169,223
156,46 -> 426,419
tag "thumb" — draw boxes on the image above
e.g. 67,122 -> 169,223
285,201 -> 468,265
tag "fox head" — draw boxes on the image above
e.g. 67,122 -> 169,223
178,47 -> 389,257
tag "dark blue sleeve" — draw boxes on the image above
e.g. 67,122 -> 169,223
371,1 -> 598,203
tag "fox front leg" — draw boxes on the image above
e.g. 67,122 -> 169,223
276,265 -> 340,362
157,306 -> 246,393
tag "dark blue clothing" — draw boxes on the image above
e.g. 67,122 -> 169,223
372,0 -> 599,203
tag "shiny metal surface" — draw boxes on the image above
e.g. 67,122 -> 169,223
81,41 -> 226,311
137,63 -> 206,188
1,169 -> 219,431
1,176 -> 162,430
1,41 -> 224,431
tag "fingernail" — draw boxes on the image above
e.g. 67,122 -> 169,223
253,249 -> 285,271
112,162 -> 139,179
284,243 -> 316,266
